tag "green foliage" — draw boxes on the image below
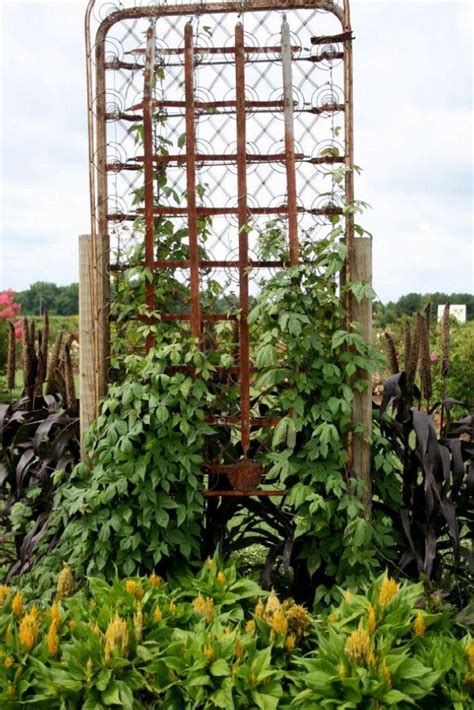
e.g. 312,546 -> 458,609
0,566 -> 471,708
15,283 -> 79,316
24,334 -> 216,595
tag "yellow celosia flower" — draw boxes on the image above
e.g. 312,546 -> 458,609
413,611 -> 426,637
46,621 -> 59,656
285,634 -> 296,652
368,604 -> 376,634
125,579 -> 136,594
205,558 -> 216,570
328,613 -> 338,623
345,628 -> 371,666
217,571 -> 226,585
379,575 -> 398,608
133,610 -> 143,642
203,643 -> 214,662
381,661 -> 392,687
367,650 -> 376,667
286,604 -> 311,636
0,584 -> 10,606
3,655 -> 14,669
235,639 -> 244,659
255,600 -> 265,618
168,600 -> 176,613
245,619 -> 256,635
11,593 -> 23,617
270,608 -> 288,636
466,641 -> 474,670
154,606 -> 163,621
51,602 -> 60,625
18,607 -> 39,652
192,594 -> 215,622
149,572 -> 162,587
264,591 -> 281,618
68,619 -> 77,631
104,614 -> 129,664
56,565 -> 75,600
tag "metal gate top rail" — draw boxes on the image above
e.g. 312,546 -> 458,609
85,0 -> 354,495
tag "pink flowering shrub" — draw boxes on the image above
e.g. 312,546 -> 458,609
0,289 -> 22,339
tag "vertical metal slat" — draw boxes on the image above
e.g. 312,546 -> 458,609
235,23 -> 250,456
143,22 -> 156,352
281,17 -> 299,266
184,23 -> 202,340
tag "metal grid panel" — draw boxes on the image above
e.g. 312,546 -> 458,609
86,0 -> 353,495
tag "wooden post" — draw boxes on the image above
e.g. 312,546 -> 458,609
79,235 -> 96,460
351,237 -> 373,512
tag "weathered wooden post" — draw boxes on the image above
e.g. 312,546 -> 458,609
351,237 -> 373,512
79,234 -> 95,460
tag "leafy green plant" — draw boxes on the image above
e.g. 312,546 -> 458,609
0,565 -> 471,708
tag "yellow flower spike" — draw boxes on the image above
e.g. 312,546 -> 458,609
203,643 -> 214,662
379,575 -> 398,608
192,594 -> 215,622
285,634 -> 296,652
149,572 -> 162,587
46,621 -> 59,656
3,655 -> 14,669
205,558 -> 216,570
270,609 -> 288,636
56,564 -> 75,600
90,599 -> 97,609
255,599 -> 265,619
367,650 -> 376,667
235,639 -> 245,659
264,591 -> 281,618
328,613 -> 338,623
104,614 -> 129,662
11,592 -> 23,617
133,610 -> 143,643
286,604 -> 311,636
168,600 -> 176,614
217,571 -> 226,585
91,624 -> 100,637
381,661 -> 392,688
68,619 -> 77,631
0,584 -> 10,605
342,590 -> 352,605
154,606 -> 163,622
344,628 -> 371,666
368,604 -> 376,635
466,641 -> 474,670
51,602 -> 60,625
125,579 -> 144,599
245,619 -> 256,635
86,658 -> 93,676
18,608 -> 39,652
413,611 -> 426,637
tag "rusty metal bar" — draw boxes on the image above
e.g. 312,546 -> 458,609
184,23 -> 202,340
307,51 -> 344,63
125,44 -> 301,57
143,22 -> 156,352
129,99 -> 286,111
110,206 -> 343,221
281,16 -> 299,265
311,30 -> 354,44
206,416 -> 280,426
235,22 -> 250,456
127,152 -> 304,165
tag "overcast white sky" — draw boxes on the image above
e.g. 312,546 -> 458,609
0,0 -> 472,302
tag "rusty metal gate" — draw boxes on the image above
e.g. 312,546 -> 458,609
86,0 -> 354,502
